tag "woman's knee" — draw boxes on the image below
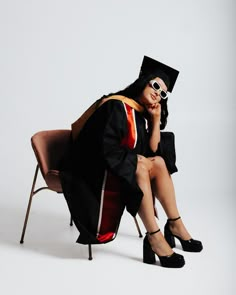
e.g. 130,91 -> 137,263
136,157 -> 150,178
151,156 -> 167,171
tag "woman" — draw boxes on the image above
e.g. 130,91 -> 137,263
60,56 -> 203,268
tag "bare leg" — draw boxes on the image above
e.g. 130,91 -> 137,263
136,155 -> 173,256
149,156 -> 191,240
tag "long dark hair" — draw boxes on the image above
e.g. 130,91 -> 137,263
103,72 -> 169,130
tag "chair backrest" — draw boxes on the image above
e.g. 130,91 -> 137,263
31,130 -> 71,191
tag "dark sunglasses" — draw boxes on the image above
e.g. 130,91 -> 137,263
149,80 -> 168,100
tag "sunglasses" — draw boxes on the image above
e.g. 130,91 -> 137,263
149,80 -> 168,100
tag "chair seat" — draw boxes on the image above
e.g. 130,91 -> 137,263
45,170 -> 62,192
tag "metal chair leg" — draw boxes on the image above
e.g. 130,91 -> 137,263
20,165 -> 40,243
88,244 -> 93,260
134,216 -> 143,238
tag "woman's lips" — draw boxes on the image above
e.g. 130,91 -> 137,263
151,94 -> 157,100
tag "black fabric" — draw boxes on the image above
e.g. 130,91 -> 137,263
151,132 -> 178,174
60,99 -> 178,245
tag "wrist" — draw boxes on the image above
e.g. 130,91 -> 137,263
151,115 -> 161,123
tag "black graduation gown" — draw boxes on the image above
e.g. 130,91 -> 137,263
60,99 -> 177,245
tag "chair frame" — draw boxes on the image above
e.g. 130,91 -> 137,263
20,163 -> 143,260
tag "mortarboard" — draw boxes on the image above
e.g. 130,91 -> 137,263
139,55 -> 179,93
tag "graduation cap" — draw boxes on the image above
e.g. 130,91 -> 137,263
139,55 -> 179,93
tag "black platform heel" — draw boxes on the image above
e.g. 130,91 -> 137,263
143,229 -> 185,268
164,217 -> 203,252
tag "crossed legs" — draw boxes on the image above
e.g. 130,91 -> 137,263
136,155 -> 191,255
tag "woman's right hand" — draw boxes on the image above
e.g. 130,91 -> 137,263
145,102 -> 161,122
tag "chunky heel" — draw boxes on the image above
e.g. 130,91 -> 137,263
143,229 -> 185,268
164,217 -> 203,252
143,235 -> 156,264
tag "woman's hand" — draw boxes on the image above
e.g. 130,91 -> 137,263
137,155 -> 153,172
146,103 -> 161,121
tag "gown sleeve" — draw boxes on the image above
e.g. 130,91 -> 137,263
102,101 -> 136,178
102,100 -> 143,216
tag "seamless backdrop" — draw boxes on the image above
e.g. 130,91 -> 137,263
0,1 -> 235,294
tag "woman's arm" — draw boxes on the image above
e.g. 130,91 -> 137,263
147,103 -> 161,153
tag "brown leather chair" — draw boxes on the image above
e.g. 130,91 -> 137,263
20,129 -> 142,259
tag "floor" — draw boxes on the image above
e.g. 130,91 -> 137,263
0,186 -> 234,295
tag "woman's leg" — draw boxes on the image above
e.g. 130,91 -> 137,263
136,155 -> 173,256
149,156 -> 191,240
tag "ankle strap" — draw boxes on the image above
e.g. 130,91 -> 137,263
168,216 -> 181,222
146,229 -> 160,236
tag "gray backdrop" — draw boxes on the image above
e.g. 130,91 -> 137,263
0,0 -> 235,294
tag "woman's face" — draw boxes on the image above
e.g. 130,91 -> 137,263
138,77 -> 168,108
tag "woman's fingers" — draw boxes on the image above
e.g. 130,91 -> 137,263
146,103 -> 161,117
137,155 -> 153,171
